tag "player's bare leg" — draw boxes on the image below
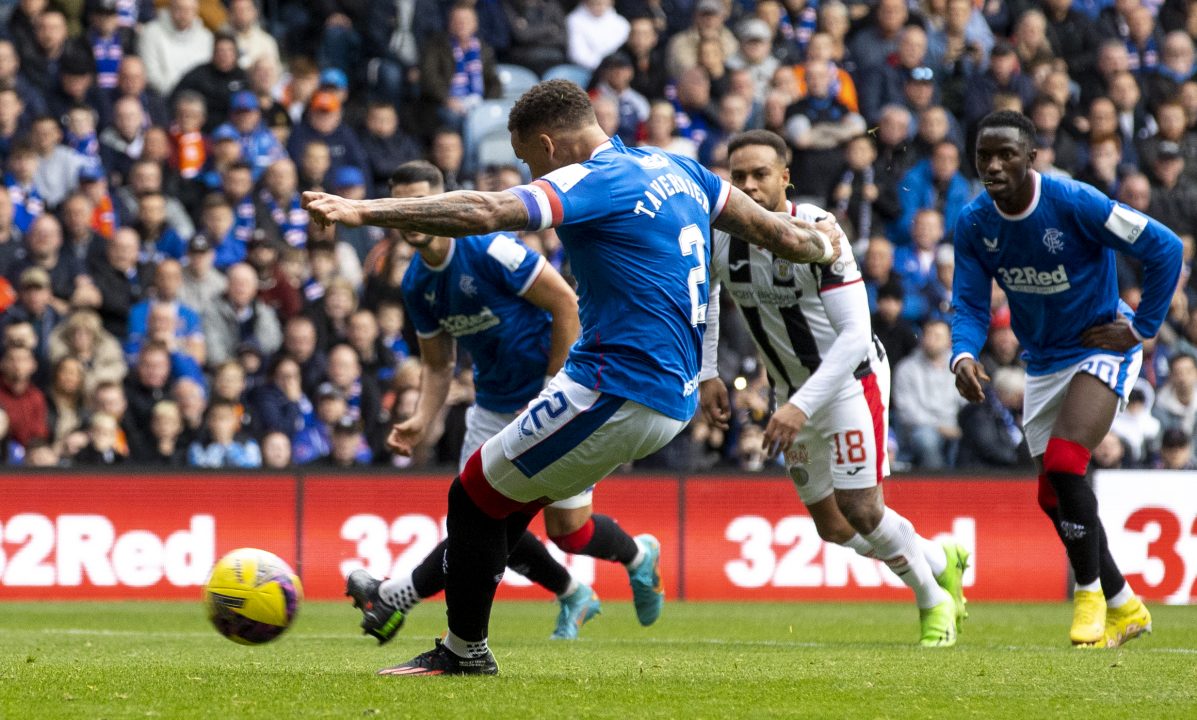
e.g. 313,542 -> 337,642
1038,373 -> 1150,647
835,486 -> 958,646
546,503 -> 664,626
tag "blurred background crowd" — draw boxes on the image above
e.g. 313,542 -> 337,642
0,0 -> 1194,472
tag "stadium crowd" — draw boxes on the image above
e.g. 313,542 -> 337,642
0,0 -> 1194,472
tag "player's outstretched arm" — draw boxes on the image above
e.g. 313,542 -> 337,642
713,186 -> 839,264
387,333 -> 455,457
302,190 -> 530,237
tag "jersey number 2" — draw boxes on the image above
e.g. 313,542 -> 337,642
678,224 -> 708,327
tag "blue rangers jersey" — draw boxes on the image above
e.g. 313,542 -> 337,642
401,233 -> 551,413
508,136 -> 731,421
952,171 -> 1183,375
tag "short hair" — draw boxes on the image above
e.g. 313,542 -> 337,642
726,129 -> 792,164
976,110 -> 1036,147
202,193 -> 231,211
390,160 -> 444,191
508,79 -> 596,137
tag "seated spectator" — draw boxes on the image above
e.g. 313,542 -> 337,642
862,234 -> 898,310
347,308 -> 397,384
591,51 -> 650,147
202,263 -> 283,366
664,0 -> 734,79
569,0 -> 632,71
1152,353 -> 1197,434
830,134 -> 899,246
211,358 -> 252,428
45,355 -> 88,458
1112,386 -> 1163,467
48,309 -> 126,398
2,214 -> 85,319
1092,430 -> 1129,470
871,280 -> 918,373
115,159 -> 196,241
72,411 -> 125,465
132,398 -> 188,465
216,90 -> 285,182
319,416 -> 367,467
979,308 -> 1022,375
323,343 -> 382,453
250,354 -> 308,437
4,141 -> 43,236
307,277 -> 357,352
297,139 -> 331,193
502,0 -> 568,76
894,141 -> 972,246
30,114 -> 88,210
192,194 -> 242,270
894,208 -> 946,323
98,96 -> 146,187
124,341 -> 172,431
642,100 -> 699,159
247,231 -> 301,323
5,266 -> 61,363
256,159 -> 307,250
260,430 -> 292,469
1146,142 -> 1197,237
125,259 -> 203,358
188,399 -> 261,468
171,376 -> 206,446
291,382 -> 352,465
698,92 -> 751,166
784,58 -> 864,200
224,0 -> 280,72
375,301 -> 412,364
282,314 -> 326,398
0,343 -> 48,449
893,319 -> 965,469
139,0 -> 213,97
358,102 -> 422,200
623,12 -> 668,102
1075,133 -> 1123,199
87,226 -> 153,339
171,31 -> 246,132
178,233 -> 227,312
963,40 -> 1036,129
1156,427 -> 1197,470
956,366 -> 1030,468
1143,31 -> 1195,114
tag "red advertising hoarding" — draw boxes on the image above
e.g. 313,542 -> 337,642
0,475 -> 296,599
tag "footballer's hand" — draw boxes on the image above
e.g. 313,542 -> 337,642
763,403 -> 807,458
812,215 -> 843,265
302,191 -> 365,228
699,378 -> 730,431
953,357 -> 990,403
1082,318 -> 1140,352
386,419 -> 425,457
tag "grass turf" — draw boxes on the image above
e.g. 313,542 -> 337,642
0,600 -> 1194,719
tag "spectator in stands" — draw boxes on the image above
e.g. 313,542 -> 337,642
282,314 -> 324,408
169,91 -> 207,187
0,89 -> 25,169
224,0 -> 279,71
979,308 -> 1022,375
6,267 -> 60,363
178,234 -> 227,311
117,159 -> 195,240
218,90 -> 285,183
320,415 -> 366,467
872,280 -> 918,374
590,52 -> 650,147
1153,352 -> 1197,436
861,25 -> 934,124
894,140 -> 971,246
1090,430 -> 1129,470
893,318 -> 964,469
251,353 -> 305,436
0,39 -> 47,119
256,159 -> 306,250
727,18 -> 778,102
873,104 -> 916,189
124,340 -> 171,430
4,214 -> 82,315
133,398 -> 187,465
45,355 -> 87,458
287,90 -> 366,177
699,92 -> 750,166
5,142 -> 44,236
21,9 -> 90,93
501,0 -> 567,76
1107,71 -> 1152,168
0,343 -> 47,448
46,51 -> 105,141
307,276 -> 355,352
1076,133 -> 1123,199
569,0 -> 631,71
642,99 -> 698,159
99,95 -> 147,186
894,208 -> 945,322
48,310 -> 125,397
261,430 -> 292,468
428,129 -> 467,191
202,262 -> 282,366
623,12 -> 668,102
1140,101 -> 1197,183
139,0 -> 213,97
247,231 -> 301,323
29,115 -> 86,210
956,366 -> 1030,469
419,3 -> 501,134
1157,427 -> 1197,470
346,308 -> 395,384
830,134 -> 899,245
323,342 -> 381,453
1112,386 -> 1162,467
1029,96 -> 1080,175
328,166 -> 380,263
358,102 -> 421,201
963,41 -> 1035,129
106,55 -> 169,128
188,399 -> 261,468
1043,0 -> 1101,78
847,0 -> 907,76
1146,31 -> 1196,113
73,411 -> 124,464
132,191 -> 186,261
88,226 -> 152,339
170,376 -> 205,444
193,194 -> 240,271
785,58 -> 864,200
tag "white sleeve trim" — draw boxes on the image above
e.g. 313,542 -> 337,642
711,179 -> 732,220
516,255 -> 548,296
416,328 -> 445,339
950,352 -> 976,373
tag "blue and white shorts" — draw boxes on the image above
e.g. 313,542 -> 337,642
476,372 -> 687,508
1022,349 -> 1142,457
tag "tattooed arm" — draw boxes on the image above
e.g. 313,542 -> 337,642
301,190 -> 530,237
713,186 -> 840,265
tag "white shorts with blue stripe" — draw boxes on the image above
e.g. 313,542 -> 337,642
461,404 -> 594,509
478,372 -> 687,505
1022,349 -> 1143,457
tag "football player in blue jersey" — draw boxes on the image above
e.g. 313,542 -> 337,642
951,111 -> 1183,648
346,160 -> 666,643
304,79 -> 840,676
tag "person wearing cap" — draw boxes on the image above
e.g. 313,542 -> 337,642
419,3 -> 502,133
138,0 -> 214,97
286,89 -> 367,177
317,415 -> 367,468
4,267 -> 62,361
317,67 -> 349,106
179,231 -> 228,311
664,0 -> 736,80
213,90 -> 286,182
727,18 -> 779,101
223,0 -> 280,71
1144,140 -> 1197,239
171,31 -> 249,132
328,165 -> 381,263
84,0 -> 136,90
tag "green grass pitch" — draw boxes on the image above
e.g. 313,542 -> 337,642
1,600 -> 1194,719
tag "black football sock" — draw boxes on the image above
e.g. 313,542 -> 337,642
507,530 -> 572,597
1046,471 -> 1102,587
410,539 -> 448,599
554,514 -> 639,564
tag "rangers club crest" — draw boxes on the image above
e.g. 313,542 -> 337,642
459,274 -> 478,297
1043,228 -> 1065,254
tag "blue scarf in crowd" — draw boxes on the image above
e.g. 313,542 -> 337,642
450,37 -> 484,100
